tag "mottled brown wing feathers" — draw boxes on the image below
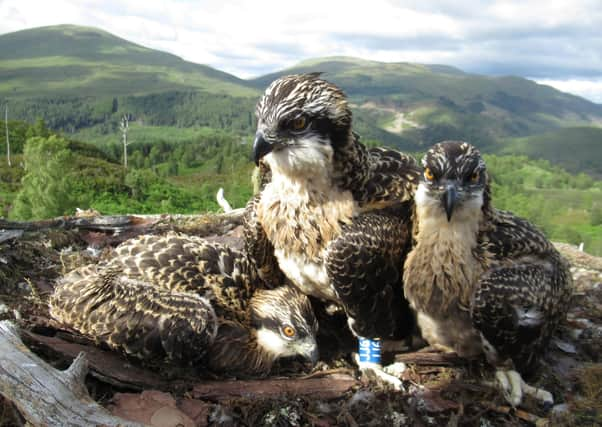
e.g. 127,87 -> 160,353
50,265 -> 217,365
346,144 -> 420,208
363,147 -> 421,205
109,233 -> 259,317
472,263 -> 567,373
243,195 -> 287,288
482,209 -> 556,261
473,209 -> 573,372
50,233 -> 271,367
325,205 -> 415,339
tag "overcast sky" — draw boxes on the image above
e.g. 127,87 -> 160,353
1,0 -> 601,103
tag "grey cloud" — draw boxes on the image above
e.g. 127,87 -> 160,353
331,33 -> 461,52
383,0 -> 484,18
253,41 -> 310,59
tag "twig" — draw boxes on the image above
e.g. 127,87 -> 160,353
0,210 -> 245,233
484,402 -> 549,426
394,351 -> 467,366
191,374 -> 358,401
300,367 -> 355,380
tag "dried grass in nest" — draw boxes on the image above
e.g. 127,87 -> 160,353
570,364 -> 602,425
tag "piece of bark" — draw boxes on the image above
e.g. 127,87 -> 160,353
0,229 -> 23,244
21,329 -> 174,391
0,210 -> 244,235
178,398 -> 213,427
23,329 -> 358,401
0,320 -> 146,427
191,374 -> 358,401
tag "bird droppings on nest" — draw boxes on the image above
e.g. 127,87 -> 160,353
260,401 -> 304,426
208,404 -> 235,425
1,215 -> 602,426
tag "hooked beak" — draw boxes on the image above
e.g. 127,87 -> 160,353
253,132 -> 273,165
443,182 -> 458,222
300,340 -> 319,365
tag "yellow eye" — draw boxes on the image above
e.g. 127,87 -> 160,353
282,325 -> 296,338
292,116 -> 307,131
471,170 -> 480,182
424,168 -> 434,181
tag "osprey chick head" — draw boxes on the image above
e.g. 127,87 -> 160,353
253,73 -> 351,176
250,286 -> 319,364
417,141 -> 488,222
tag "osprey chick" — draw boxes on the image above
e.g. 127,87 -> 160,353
247,73 -> 418,341
404,141 -> 572,406
50,233 -> 318,377
246,74 -> 419,388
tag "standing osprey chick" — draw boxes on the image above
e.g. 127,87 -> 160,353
403,141 -> 572,406
50,233 -> 318,377
247,73 -> 419,342
246,74 -> 419,389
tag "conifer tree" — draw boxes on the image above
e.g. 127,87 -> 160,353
12,136 -> 78,220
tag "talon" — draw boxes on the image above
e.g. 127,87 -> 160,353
521,377 -> 554,408
365,366 -> 404,391
383,361 -> 407,377
354,353 -> 405,391
493,369 -> 553,408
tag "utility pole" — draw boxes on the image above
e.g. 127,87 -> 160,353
120,114 -> 130,170
4,103 -> 10,167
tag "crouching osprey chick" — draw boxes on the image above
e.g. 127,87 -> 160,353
50,233 -> 318,376
403,141 -> 572,407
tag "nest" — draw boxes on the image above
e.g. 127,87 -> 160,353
1,213 -> 601,426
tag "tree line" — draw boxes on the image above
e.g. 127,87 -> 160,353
1,119 -> 601,255
1,91 -> 257,136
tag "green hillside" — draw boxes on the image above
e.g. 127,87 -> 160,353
484,154 -> 602,256
0,25 -> 257,98
496,127 -> 602,177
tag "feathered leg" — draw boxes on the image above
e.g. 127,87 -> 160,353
326,210 -> 414,390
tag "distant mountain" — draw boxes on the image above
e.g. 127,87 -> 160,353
1,26 -> 601,173
0,25 -> 257,97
